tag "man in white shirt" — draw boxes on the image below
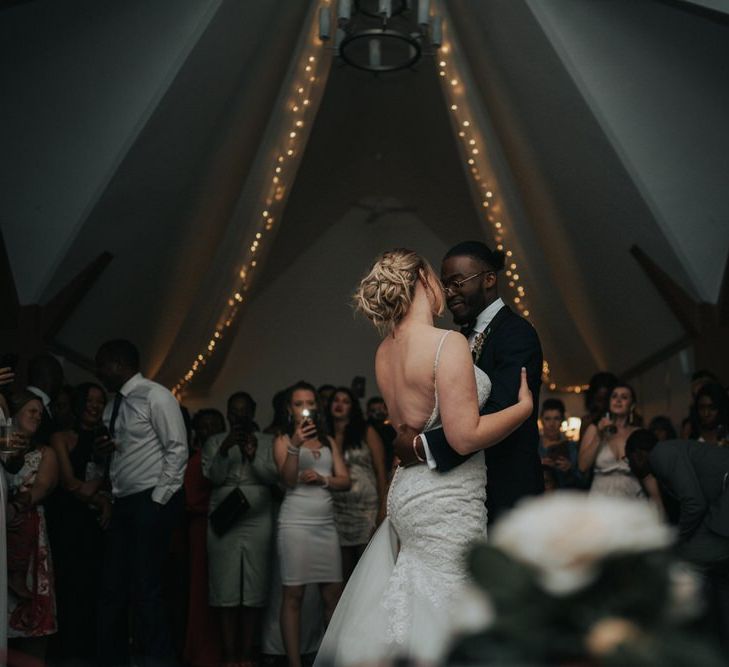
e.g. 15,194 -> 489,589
94,339 -> 187,667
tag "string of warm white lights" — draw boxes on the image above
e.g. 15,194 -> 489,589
172,1 -> 332,397
434,25 -> 530,303
434,4 -> 585,395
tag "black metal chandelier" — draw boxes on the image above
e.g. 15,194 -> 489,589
319,0 -> 442,73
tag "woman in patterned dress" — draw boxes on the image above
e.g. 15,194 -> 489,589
326,387 -> 387,581
6,390 -> 59,662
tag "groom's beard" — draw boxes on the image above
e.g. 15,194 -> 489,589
447,295 -> 485,326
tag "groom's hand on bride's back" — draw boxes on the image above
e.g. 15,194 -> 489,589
394,424 -> 425,467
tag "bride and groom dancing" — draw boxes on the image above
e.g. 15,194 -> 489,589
315,241 -> 544,665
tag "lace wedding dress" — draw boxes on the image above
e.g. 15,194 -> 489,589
315,331 -> 492,666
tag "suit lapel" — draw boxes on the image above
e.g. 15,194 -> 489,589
474,304 -> 512,368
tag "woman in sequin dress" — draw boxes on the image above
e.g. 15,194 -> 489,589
326,387 -> 387,581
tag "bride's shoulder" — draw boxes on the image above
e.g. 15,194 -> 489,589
435,327 -> 468,348
433,326 -> 461,339
435,328 -> 472,364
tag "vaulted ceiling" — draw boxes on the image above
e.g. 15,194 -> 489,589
1,0 -> 728,406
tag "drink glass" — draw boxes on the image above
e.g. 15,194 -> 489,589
0,422 -> 25,463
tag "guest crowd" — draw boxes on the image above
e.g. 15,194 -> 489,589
0,344 -> 727,667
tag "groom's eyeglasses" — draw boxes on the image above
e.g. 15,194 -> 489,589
442,271 -> 492,295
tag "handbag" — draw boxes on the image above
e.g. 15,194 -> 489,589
209,487 -> 250,536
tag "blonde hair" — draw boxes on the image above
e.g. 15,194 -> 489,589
353,248 -> 444,336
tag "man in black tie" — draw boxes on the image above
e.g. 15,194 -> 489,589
395,241 -> 544,524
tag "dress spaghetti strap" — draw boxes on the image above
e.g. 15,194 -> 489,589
424,331 -> 452,431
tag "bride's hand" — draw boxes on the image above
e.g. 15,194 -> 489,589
517,367 -> 532,417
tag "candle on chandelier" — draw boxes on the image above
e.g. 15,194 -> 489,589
418,0 -> 430,25
369,39 -> 382,68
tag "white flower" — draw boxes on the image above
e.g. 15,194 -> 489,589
489,492 -> 674,595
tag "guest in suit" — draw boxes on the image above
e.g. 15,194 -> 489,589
394,241 -> 543,525
626,437 -> 729,647
26,353 -> 64,445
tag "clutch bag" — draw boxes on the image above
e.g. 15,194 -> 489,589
209,487 -> 250,536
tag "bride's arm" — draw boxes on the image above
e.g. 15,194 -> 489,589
437,334 -> 532,456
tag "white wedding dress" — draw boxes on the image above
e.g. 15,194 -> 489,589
315,332 -> 492,666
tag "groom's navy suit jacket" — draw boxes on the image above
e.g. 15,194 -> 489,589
426,304 -> 544,525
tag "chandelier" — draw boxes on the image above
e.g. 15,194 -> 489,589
319,0 -> 442,73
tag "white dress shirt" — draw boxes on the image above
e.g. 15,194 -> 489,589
421,298 -> 506,469
27,385 -> 52,417
103,373 -> 188,504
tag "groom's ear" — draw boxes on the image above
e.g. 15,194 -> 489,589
483,271 -> 498,289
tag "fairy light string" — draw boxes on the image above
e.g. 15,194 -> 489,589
174,1 -> 583,397
434,8 -> 583,394
172,2 -> 332,397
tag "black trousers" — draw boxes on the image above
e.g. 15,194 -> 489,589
98,488 -> 183,667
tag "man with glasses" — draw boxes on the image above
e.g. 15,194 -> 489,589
395,241 -> 544,524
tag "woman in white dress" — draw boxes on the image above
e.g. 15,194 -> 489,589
274,382 -> 351,667
315,249 -> 533,666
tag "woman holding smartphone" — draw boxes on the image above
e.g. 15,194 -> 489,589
273,381 -> 350,667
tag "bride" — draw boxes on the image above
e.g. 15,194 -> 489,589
315,249 -> 532,666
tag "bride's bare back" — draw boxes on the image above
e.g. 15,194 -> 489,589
375,324 -> 448,430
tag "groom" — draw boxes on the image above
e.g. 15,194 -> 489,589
395,241 -> 544,525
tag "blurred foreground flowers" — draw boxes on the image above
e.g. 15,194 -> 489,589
448,492 -> 725,667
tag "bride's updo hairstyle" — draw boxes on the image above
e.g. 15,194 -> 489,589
354,248 -> 444,336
